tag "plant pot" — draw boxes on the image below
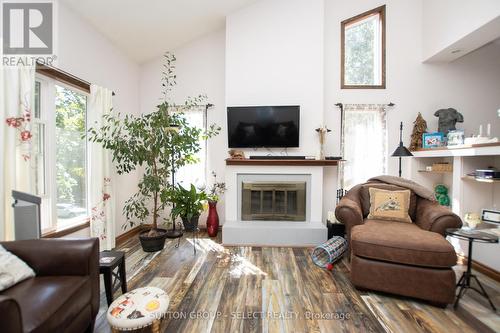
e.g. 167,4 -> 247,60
139,228 -> 167,252
206,201 -> 219,237
181,215 -> 199,232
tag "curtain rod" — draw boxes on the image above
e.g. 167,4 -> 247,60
169,103 -> 214,109
335,102 -> 395,107
35,61 -> 115,96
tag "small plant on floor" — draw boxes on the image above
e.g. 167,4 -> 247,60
169,184 -> 208,231
88,52 -> 220,249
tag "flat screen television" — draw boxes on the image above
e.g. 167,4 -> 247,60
227,105 -> 300,148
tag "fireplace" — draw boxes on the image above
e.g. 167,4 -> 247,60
225,171 -> 326,246
241,181 -> 306,221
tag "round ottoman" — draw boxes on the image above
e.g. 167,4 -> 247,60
107,287 -> 169,333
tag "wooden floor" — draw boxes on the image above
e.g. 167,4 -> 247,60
95,232 -> 500,333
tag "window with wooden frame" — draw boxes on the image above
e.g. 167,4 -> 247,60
341,5 -> 386,89
35,65 -> 91,234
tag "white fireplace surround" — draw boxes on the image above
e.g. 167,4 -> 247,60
237,173 -> 311,222
223,165 -> 327,246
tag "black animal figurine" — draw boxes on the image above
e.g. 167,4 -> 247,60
434,108 -> 464,134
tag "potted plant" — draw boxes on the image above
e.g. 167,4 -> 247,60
169,184 -> 208,231
88,53 -> 220,252
205,171 -> 226,237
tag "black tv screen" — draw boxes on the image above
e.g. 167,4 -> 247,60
227,106 -> 300,148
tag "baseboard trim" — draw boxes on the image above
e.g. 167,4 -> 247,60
458,254 -> 500,282
115,224 -> 150,246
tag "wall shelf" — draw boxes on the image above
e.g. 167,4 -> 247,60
225,158 -> 342,166
461,175 -> 500,184
417,170 -> 452,174
410,151 -> 500,271
411,142 -> 500,158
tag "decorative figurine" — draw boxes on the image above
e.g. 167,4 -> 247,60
409,112 -> 428,151
315,126 -> 331,160
434,108 -> 464,135
434,184 -> 450,207
228,149 -> 245,159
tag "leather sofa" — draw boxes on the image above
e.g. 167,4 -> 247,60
335,180 -> 462,305
0,238 -> 99,333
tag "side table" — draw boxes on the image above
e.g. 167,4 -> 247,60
100,251 -> 127,306
446,228 -> 498,311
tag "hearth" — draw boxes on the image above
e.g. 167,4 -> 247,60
241,181 -> 306,221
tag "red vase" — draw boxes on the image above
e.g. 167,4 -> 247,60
206,201 -> 219,237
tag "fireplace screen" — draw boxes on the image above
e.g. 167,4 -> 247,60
241,181 -> 306,221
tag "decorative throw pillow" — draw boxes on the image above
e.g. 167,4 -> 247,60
0,245 -> 36,292
367,188 -> 412,223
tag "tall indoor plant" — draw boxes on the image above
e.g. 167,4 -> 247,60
88,53 -> 220,252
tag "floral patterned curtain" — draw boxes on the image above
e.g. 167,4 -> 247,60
340,104 -> 388,190
1,64 -> 36,240
88,85 -> 115,250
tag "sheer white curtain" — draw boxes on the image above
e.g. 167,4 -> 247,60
1,64 -> 35,240
341,104 -> 387,190
88,85 -> 115,250
175,107 -> 207,188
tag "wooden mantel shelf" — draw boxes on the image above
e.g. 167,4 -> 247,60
225,158 -> 342,166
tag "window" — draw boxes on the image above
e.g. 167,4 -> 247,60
175,108 -> 207,187
54,84 -> 88,226
341,5 -> 386,89
35,75 -> 89,232
32,81 -> 46,196
340,104 -> 387,189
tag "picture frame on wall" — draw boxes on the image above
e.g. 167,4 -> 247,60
423,132 -> 445,148
447,129 -> 465,146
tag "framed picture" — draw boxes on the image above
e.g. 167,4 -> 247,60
422,132 -> 444,148
481,209 -> 500,225
447,129 -> 465,146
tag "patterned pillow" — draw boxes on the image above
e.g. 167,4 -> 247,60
0,245 -> 35,291
367,187 -> 412,223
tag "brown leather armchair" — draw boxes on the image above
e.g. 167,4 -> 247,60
335,181 -> 462,305
0,238 -> 99,333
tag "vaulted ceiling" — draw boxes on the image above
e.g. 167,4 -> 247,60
60,0 -> 259,63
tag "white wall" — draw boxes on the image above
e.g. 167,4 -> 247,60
225,0 -> 330,219
56,3 -> 141,236
422,0 -> 500,61
226,0 -> 325,157
140,29 -> 227,225
324,0 -> 500,218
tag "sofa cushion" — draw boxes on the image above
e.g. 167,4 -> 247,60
367,188 -> 412,223
351,219 -> 457,268
360,183 -> 417,220
2,276 -> 91,333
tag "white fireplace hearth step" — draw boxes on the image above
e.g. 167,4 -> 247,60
222,221 -> 327,246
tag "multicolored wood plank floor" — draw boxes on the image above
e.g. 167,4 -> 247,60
94,231 -> 500,333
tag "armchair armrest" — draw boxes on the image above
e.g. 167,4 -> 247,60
335,186 -> 364,242
1,238 -> 100,318
0,295 -> 23,333
1,238 -> 99,277
415,198 -> 462,236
